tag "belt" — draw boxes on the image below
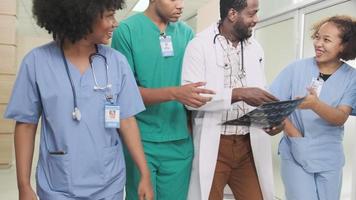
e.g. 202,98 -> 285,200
220,131 -> 249,136
220,133 -> 250,138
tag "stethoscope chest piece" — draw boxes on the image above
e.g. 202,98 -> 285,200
72,107 -> 81,121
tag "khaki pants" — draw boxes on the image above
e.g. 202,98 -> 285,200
208,134 -> 263,200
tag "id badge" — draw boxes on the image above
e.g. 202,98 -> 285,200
105,104 -> 120,128
159,35 -> 174,57
310,77 -> 324,97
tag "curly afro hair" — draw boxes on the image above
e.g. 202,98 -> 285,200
311,15 -> 356,61
33,0 -> 125,43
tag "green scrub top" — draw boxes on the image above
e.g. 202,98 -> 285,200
112,13 -> 194,142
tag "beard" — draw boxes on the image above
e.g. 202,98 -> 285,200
233,20 -> 253,41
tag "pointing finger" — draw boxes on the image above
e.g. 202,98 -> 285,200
195,88 -> 215,95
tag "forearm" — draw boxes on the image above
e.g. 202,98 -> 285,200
231,87 -> 278,106
312,101 -> 350,126
139,87 -> 176,106
231,88 -> 243,104
186,88 -> 232,112
284,118 -> 302,137
119,117 -> 150,178
14,122 -> 37,189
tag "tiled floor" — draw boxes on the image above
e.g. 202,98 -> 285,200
0,163 -> 38,200
0,165 -> 24,200
0,135 -> 39,200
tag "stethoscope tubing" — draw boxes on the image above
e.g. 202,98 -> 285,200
213,32 -> 245,75
60,44 -> 111,121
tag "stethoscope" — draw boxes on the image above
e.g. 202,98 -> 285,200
213,27 -> 246,77
60,45 -> 112,121
213,27 -> 248,123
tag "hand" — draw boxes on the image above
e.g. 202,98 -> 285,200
19,186 -> 37,200
138,175 -> 154,200
174,82 -> 215,108
263,122 -> 285,136
283,118 -> 303,137
298,87 -> 319,110
232,87 -> 278,107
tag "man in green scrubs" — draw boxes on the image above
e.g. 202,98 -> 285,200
111,0 -> 214,199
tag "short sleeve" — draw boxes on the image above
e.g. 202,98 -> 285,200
4,52 -> 42,124
268,63 -> 294,101
339,72 -> 356,115
116,57 -> 145,119
111,23 -> 135,74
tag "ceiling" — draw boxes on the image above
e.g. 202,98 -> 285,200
17,0 -> 211,38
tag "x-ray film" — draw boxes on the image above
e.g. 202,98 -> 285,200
222,98 -> 305,128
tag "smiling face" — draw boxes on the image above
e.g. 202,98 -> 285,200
232,0 -> 259,40
87,9 -> 118,45
313,22 -> 344,64
153,0 -> 184,22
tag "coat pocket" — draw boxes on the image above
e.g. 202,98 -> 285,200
46,153 -> 72,193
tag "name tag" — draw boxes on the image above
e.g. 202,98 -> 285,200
105,104 -> 120,128
310,77 -> 324,97
160,35 -> 174,57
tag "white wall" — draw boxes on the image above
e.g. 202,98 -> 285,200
258,0 -> 322,20
196,0 -> 219,32
196,0 -> 356,199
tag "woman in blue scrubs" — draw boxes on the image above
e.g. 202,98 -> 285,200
270,16 -> 356,200
4,0 -> 153,199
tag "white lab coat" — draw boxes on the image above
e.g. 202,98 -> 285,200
182,23 -> 275,200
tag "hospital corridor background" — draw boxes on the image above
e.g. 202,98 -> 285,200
1,0 -> 356,199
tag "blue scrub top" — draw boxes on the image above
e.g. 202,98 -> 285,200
269,58 -> 356,173
4,41 -> 145,199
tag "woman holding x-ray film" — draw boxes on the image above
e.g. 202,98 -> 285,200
270,15 -> 356,200
3,0 -> 153,199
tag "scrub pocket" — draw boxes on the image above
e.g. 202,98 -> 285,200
46,153 -> 72,193
102,141 -> 124,182
278,137 -> 293,160
288,136 -> 310,167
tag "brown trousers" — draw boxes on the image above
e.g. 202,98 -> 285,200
208,134 -> 263,200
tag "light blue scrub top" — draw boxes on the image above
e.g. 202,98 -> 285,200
4,42 -> 145,199
269,58 -> 356,173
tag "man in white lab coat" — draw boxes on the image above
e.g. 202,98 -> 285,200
182,0 -> 283,199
